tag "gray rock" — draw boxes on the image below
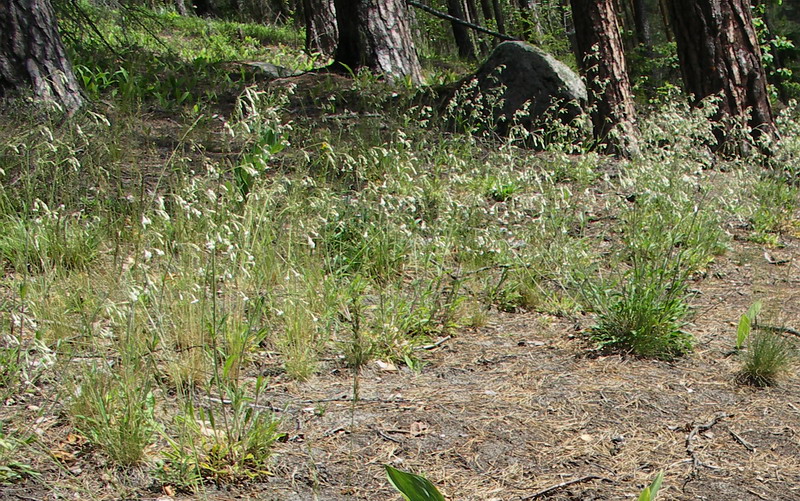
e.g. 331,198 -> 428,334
245,62 -> 301,79
445,41 -> 586,137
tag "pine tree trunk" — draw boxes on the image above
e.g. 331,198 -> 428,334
570,0 -> 639,155
175,0 -> 189,16
465,0 -> 480,24
492,0 -> 506,34
631,0 -> 652,48
304,0 -> 338,57
480,0 -> 493,21
669,0 -> 776,147
447,0 -> 477,59
0,0 -> 82,115
333,0 -> 423,84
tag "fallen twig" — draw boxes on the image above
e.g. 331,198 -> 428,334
760,324 -> 800,338
204,395 -> 282,413
729,429 -> 756,452
686,412 -> 731,453
685,412 -> 731,470
521,475 -> 610,500
407,0 -> 517,41
375,429 -> 402,443
418,335 -> 452,351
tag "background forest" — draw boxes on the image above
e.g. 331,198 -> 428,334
2,0 -> 800,499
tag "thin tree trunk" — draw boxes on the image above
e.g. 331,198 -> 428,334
272,0 -> 290,22
480,0 -> 494,21
447,0 -> 477,59
304,0 -> 338,57
0,0 -> 82,115
492,0 -> 506,34
517,0 -> 541,41
659,0 -> 672,42
466,0 -> 480,23
669,0 -> 776,147
465,0 -> 490,53
175,0 -> 189,15
631,0 -> 652,48
333,0 -> 423,84
570,0 -> 639,156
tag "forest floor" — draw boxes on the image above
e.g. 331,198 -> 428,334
223,199 -> 800,501
3,12 -> 800,500
5,218 -> 800,501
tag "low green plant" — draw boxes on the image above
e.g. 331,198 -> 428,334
385,464 -> 444,501
485,177 -> 521,202
0,424 -> 38,484
339,278 -> 375,370
739,329 -> 794,387
590,267 -> 693,359
749,177 -> 798,246
0,211 -> 100,272
159,378 -> 282,486
735,300 -> 763,350
70,367 -> 157,466
588,201 -> 708,359
638,471 -> 664,501
589,223 -> 694,359
403,354 -> 426,374
197,388 -> 281,483
0,342 -> 21,393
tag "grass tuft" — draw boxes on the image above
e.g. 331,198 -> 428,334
738,329 -> 794,387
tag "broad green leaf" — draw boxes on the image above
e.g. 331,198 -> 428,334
746,300 -> 763,325
638,471 -> 664,501
385,465 -> 445,501
736,314 -> 751,350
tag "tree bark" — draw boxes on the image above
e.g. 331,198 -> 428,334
492,0 -> 506,35
631,0 -> 652,48
0,0 -> 82,115
333,0 -> 423,84
658,0 -> 673,41
465,0 -> 480,24
480,0 -> 493,21
304,0 -> 338,57
570,0 -> 639,155
175,0 -> 189,16
447,0 -> 477,59
669,0 -> 776,147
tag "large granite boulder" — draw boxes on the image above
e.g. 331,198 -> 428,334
444,41 -> 586,137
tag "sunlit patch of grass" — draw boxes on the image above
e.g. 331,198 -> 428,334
69,365 -> 157,466
738,329 -> 794,387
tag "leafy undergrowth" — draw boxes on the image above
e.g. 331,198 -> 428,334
1,5 -> 800,500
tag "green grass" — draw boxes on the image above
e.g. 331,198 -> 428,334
0,424 -> 38,484
69,366 -> 157,466
739,329 -> 795,387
